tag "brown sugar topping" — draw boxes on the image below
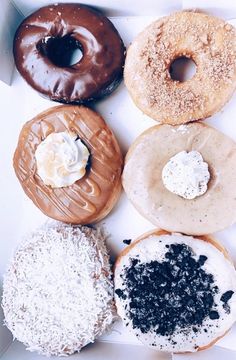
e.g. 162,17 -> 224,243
125,11 -> 236,124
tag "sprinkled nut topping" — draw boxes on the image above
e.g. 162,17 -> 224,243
124,11 -> 236,125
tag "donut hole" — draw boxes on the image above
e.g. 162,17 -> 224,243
169,56 -> 196,82
77,136 -> 92,173
38,35 -> 83,67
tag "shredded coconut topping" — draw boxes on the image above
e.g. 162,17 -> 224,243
2,223 -> 115,356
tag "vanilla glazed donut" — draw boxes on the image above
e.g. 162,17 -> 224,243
13,105 -> 123,224
2,222 -> 115,356
114,229 -> 236,353
124,11 -> 236,125
13,3 -> 125,103
122,122 -> 236,235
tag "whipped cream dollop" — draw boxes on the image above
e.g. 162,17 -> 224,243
162,150 -> 210,199
35,131 -> 90,188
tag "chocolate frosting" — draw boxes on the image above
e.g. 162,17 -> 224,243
13,3 -> 125,103
13,105 -> 123,224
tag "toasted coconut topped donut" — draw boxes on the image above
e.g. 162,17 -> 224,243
124,11 -> 236,125
122,123 -> 236,235
115,230 -> 236,353
3,222 -> 115,356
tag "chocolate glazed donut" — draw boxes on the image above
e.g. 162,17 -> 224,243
13,3 -> 125,103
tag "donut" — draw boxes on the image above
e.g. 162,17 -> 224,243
122,122 -> 236,235
124,11 -> 236,125
2,222 -> 115,356
13,3 -> 125,103
13,105 -> 123,224
114,229 -> 236,353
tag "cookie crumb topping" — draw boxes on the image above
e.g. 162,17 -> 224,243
116,243 -> 234,336
123,239 -> 132,245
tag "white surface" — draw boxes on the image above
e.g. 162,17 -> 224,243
12,0 -> 181,16
0,341 -> 171,360
0,2 -> 236,360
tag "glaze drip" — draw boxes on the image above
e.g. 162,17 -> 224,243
13,105 -> 123,224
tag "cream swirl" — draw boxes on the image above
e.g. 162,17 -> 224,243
162,150 -> 210,200
35,131 -> 90,188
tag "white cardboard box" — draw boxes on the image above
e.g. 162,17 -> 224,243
0,1 -> 236,359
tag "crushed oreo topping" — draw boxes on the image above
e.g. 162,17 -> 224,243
220,290 -> 234,314
115,288 -> 127,300
198,255 -> 208,266
123,239 -> 132,245
116,243 -> 227,337
209,311 -> 220,320
221,290 -> 234,303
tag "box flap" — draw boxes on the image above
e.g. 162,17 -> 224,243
0,0 -> 22,85
173,346 -> 236,359
183,0 -> 236,18
12,0 -> 181,17
0,286 -> 12,357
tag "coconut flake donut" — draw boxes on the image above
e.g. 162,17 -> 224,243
2,222 -> 115,356
114,229 -> 236,353
122,123 -> 236,235
14,3 -> 125,103
13,105 -> 123,224
124,11 -> 236,125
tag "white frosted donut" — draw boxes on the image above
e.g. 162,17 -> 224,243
114,230 -> 236,353
124,11 -> 236,125
2,222 -> 114,356
122,122 -> 236,235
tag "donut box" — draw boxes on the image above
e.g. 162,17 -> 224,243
0,0 -> 236,359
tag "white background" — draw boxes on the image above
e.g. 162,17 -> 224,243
0,1 -> 236,359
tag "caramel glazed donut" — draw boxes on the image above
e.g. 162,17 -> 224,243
14,3 -> 125,103
124,11 -> 236,125
13,105 -> 123,224
114,230 -> 236,353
